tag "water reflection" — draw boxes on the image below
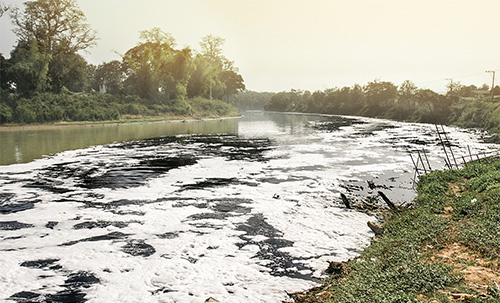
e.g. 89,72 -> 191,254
0,118 -> 239,165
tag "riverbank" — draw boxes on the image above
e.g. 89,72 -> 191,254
0,114 -> 241,131
0,92 -> 240,125
290,157 -> 500,302
263,88 -> 500,144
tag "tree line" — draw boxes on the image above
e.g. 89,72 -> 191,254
263,80 -> 500,141
0,0 -> 244,124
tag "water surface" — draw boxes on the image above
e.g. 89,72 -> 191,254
0,118 -> 238,165
0,112 -> 498,302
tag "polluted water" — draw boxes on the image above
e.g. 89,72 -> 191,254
0,112 -> 498,302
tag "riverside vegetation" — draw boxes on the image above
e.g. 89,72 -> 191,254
263,81 -> 500,143
0,0 -> 243,125
290,157 -> 500,303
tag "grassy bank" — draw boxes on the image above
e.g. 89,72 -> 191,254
263,87 -> 500,143
292,157 -> 500,303
0,92 -> 239,125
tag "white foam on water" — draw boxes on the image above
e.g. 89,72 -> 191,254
1,113 -> 499,302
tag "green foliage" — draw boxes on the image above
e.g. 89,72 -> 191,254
8,39 -> 51,96
0,102 -> 13,123
189,97 -> 238,117
451,158 -> 500,256
121,31 -> 244,102
11,0 -> 97,54
5,8 -> 244,116
93,60 -> 123,94
466,169 -> 500,192
0,92 -> 237,124
326,200 -> 456,302
263,81 -> 500,138
227,90 -> 275,110
301,158 -> 500,303
49,51 -> 91,92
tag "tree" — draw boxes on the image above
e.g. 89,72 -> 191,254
10,0 -> 97,93
139,27 -> 175,46
363,80 -> 398,115
8,39 -> 51,96
458,84 -> 478,98
94,60 -> 124,94
190,35 -> 245,100
122,28 -> 194,100
399,80 -> 417,98
49,50 -> 91,92
493,86 -> 500,97
445,81 -> 462,96
11,0 -> 98,54
0,53 -> 11,91
200,35 -> 225,63
220,70 -> 245,100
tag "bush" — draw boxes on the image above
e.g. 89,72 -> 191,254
0,103 -> 13,123
0,93 -> 238,124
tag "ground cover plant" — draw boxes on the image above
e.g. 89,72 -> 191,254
290,157 -> 500,303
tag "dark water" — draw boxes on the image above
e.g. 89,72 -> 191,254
0,112 -> 498,302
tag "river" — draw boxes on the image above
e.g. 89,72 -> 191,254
0,112 -> 498,302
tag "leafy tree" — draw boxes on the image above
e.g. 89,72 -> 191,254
122,28 -> 194,100
492,86 -> 500,97
227,90 -> 274,110
190,35 -> 244,100
445,81 -> 462,96
200,35 -> 225,63
10,0 -> 97,54
139,27 -> 175,46
7,39 -> 51,96
0,53 -> 12,91
49,50 -> 92,92
220,70 -> 245,100
94,60 -> 124,94
187,54 -> 215,98
458,84 -> 478,98
363,80 -> 398,115
10,0 -> 97,93
399,80 -> 417,99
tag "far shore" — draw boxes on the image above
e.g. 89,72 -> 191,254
0,115 -> 242,131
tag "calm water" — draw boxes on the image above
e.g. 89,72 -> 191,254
0,112 -> 498,302
0,119 -> 239,165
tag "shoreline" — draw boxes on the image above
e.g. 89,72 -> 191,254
0,115 -> 243,131
291,156 -> 500,302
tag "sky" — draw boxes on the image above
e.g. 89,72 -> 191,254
1,0 -> 499,93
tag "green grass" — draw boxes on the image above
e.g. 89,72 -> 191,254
293,157 -> 500,302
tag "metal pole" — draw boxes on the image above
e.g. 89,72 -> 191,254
422,149 -> 432,172
417,150 -> 428,174
435,124 -> 452,169
441,125 -> 458,168
409,153 -> 420,176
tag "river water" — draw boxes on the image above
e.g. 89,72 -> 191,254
0,112 -> 498,302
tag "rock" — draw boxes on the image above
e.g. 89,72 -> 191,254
205,297 -> 220,302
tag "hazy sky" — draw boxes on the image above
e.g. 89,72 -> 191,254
1,0 -> 499,93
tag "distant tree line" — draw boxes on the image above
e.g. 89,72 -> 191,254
0,0 -> 243,124
263,80 -> 500,141
227,90 -> 275,110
